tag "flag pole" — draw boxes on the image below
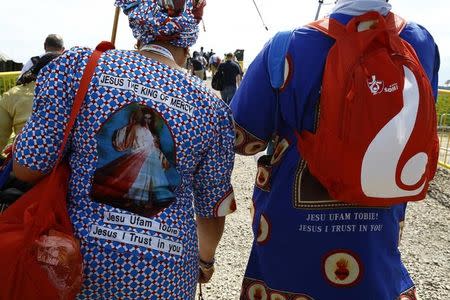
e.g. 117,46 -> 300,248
315,0 -> 324,20
111,7 -> 120,44
201,19 -> 206,32
251,0 -> 269,31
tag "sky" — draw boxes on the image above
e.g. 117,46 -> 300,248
1,0 -> 449,84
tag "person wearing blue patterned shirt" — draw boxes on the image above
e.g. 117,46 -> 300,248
231,0 -> 439,299
13,0 -> 236,299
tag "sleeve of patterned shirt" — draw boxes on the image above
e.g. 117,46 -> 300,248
13,47 -> 89,172
193,102 -> 236,218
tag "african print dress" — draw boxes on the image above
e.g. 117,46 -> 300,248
231,13 -> 439,300
14,47 -> 236,299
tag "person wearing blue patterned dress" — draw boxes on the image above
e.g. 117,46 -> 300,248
13,0 -> 236,299
231,0 -> 439,299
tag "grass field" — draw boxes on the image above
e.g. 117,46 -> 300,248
437,89 -> 450,125
437,90 -> 450,168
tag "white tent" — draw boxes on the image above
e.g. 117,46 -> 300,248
0,51 -> 12,62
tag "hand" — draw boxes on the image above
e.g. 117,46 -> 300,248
161,157 -> 170,170
198,265 -> 215,283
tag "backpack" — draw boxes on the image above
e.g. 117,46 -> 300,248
270,12 -> 439,207
211,68 -> 224,91
16,53 -> 60,85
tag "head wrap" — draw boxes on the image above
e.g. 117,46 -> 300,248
115,0 -> 206,48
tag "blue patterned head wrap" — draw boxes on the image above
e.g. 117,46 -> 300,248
115,0 -> 206,48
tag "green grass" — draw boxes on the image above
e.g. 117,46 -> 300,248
437,90 -> 450,126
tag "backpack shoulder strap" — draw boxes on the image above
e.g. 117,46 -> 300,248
30,56 -> 41,66
308,18 -> 331,35
307,18 -> 346,39
267,30 -> 293,89
386,12 -> 407,34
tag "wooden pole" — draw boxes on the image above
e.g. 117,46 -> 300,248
201,19 -> 206,32
111,7 -> 120,45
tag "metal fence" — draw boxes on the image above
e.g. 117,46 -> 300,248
437,89 -> 450,169
0,71 -> 20,95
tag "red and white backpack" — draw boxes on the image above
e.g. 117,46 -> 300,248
294,12 -> 439,206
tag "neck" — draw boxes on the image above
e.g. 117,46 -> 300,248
139,42 -> 187,70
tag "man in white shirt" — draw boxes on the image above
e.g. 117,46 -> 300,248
19,34 -> 65,77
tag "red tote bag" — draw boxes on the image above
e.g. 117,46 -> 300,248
0,41 -> 114,300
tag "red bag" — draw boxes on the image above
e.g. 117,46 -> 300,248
0,41 -> 114,300
296,12 -> 439,207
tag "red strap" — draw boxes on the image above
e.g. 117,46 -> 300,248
308,18 -> 346,39
53,41 -> 115,167
33,41 -> 115,225
386,12 -> 407,33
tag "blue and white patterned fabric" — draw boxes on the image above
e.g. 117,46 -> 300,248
115,0 -> 206,48
14,47 -> 236,299
231,12 -> 439,300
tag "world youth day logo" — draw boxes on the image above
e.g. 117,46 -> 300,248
367,75 -> 384,95
367,75 -> 399,95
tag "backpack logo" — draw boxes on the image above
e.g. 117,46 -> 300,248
367,75 -> 384,95
368,75 -> 399,95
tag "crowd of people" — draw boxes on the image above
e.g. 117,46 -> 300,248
187,47 -> 242,78
0,0 -> 441,299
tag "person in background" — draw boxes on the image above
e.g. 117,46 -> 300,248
13,0 -> 236,298
191,51 -> 207,80
18,34 -> 65,78
208,51 -> 221,76
199,51 -> 208,79
231,0 -> 439,299
199,46 -> 206,59
206,48 -> 214,61
216,52 -> 242,104
0,53 -> 60,153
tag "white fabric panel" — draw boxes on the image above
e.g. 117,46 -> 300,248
361,66 -> 427,198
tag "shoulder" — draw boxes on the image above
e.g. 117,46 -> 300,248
40,46 -> 94,77
1,84 -> 27,98
58,46 -> 93,65
401,21 -> 436,45
289,25 -> 336,52
187,75 -> 227,110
